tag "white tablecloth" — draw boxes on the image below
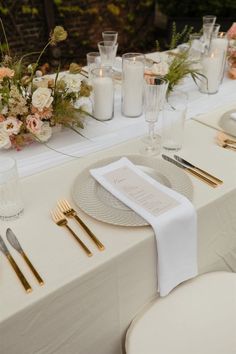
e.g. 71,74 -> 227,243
1,115 -> 236,353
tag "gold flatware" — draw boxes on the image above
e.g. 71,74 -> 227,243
174,155 -> 223,185
162,154 -> 218,188
51,209 -> 93,257
6,228 -> 44,286
57,200 -> 105,251
217,132 -> 236,145
0,234 -> 32,293
220,142 -> 236,151
216,133 -> 236,151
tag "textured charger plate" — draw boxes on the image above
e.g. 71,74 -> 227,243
72,155 -> 193,227
219,109 -> 236,137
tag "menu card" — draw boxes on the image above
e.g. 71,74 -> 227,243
104,165 -> 179,217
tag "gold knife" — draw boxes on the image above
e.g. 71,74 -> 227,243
174,155 -> 223,185
0,234 -> 32,293
6,228 -> 44,286
162,154 -> 218,188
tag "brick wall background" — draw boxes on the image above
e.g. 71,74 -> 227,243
0,0 -> 156,68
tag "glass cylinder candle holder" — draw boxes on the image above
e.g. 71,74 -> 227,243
210,32 -> 229,82
91,67 -> 114,121
0,157 -> 24,220
122,53 -> 145,118
86,52 -> 100,80
199,49 -> 222,94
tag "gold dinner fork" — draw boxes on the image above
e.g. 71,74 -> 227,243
51,209 -> 93,257
57,200 -> 105,251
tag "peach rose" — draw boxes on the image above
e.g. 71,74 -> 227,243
31,105 -> 53,119
0,67 -> 14,80
227,23 -> 236,40
228,67 -> 236,79
26,114 -> 43,133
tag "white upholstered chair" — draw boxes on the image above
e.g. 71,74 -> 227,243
126,272 -> 236,354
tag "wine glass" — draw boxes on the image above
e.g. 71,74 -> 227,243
142,75 -> 169,155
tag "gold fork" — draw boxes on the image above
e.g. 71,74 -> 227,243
57,200 -> 105,251
51,209 -> 93,257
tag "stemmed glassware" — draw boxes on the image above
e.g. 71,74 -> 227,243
98,40 -> 118,67
142,76 -> 169,155
202,15 -> 217,51
102,31 -> 118,44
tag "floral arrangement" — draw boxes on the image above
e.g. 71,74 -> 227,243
152,23 -> 202,92
0,23 -> 92,150
227,23 -> 236,79
149,50 -> 203,93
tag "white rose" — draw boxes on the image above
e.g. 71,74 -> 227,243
0,130 -> 11,149
2,117 -> 22,135
62,74 -> 81,93
32,87 -> 53,112
35,122 -> 52,142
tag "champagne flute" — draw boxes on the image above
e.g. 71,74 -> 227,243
142,76 -> 169,155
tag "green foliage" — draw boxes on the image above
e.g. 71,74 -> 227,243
158,0 -> 236,17
0,6 -> 8,15
165,51 -> 203,92
21,5 -> 38,16
156,23 -> 204,92
107,3 -> 120,16
168,23 -> 193,50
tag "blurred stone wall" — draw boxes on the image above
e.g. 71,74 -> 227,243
0,0 -> 156,66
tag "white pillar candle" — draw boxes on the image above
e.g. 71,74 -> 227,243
122,59 -> 144,117
200,52 -> 222,94
92,76 -> 114,121
211,37 -> 228,53
211,37 -> 228,80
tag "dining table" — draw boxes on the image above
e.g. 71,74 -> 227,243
1,53 -> 236,354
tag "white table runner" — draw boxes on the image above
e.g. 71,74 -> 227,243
1,58 -> 236,178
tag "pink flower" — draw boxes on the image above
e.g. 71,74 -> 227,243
26,114 -> 43,134
31,105 -> 53,119
227,23 -> 236,40
228,67 -> 236,79
0,67 -> 14,80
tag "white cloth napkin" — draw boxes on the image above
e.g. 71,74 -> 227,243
90,157 -> 198,296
